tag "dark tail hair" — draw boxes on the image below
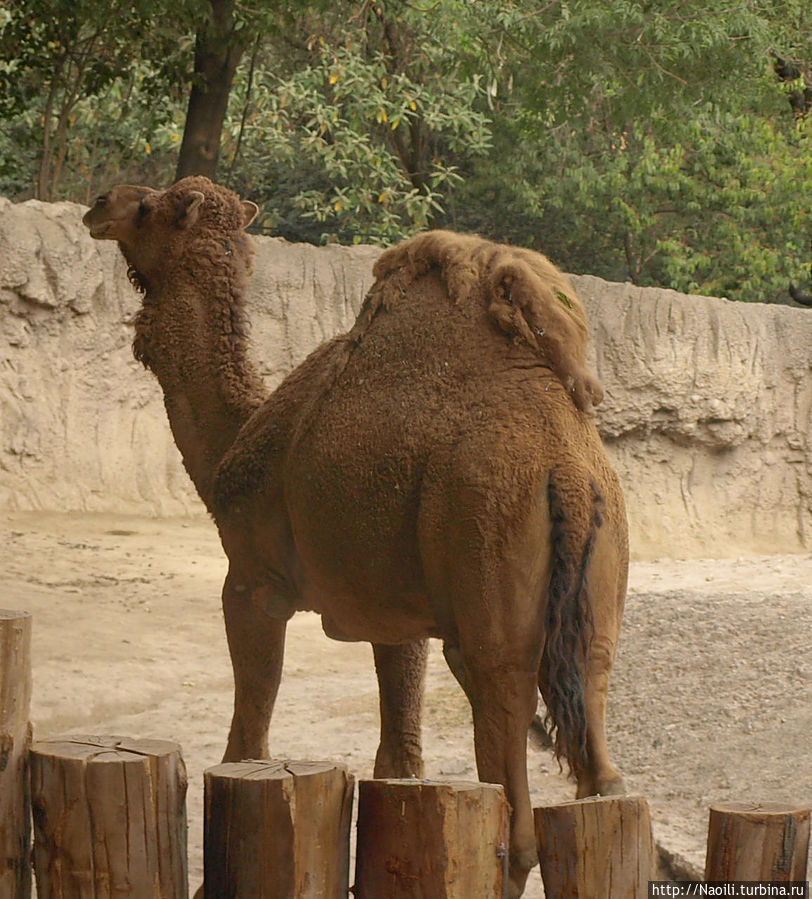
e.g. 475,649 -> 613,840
539,470 -> 605,777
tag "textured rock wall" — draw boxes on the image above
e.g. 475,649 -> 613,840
1,198 -> 810,558
573,275 -> 811,557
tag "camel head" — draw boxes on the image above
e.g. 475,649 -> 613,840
84,176 -> 261,374
82,176 -> 259,290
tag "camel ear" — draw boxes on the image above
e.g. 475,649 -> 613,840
241,200 -> 259,228
176,191 -> 205,229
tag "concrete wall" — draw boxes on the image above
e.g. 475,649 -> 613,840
2,197 -> 810,558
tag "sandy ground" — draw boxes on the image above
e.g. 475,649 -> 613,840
2,511 -> 810,896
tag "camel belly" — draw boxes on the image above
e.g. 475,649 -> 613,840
285,419 -> 440,643
318,599 -> 441,644
280,517 -> 441,642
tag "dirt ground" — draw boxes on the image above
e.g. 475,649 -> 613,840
2,511 -> 810,896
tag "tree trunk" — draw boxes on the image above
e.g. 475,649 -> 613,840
354,778 -> 509,898
705,801 -> 810,882
0,610 -> 32,898
203,760 -> 354,898
175,0 -> 248,181
36,70 -> 63,201
30,736 -> 188,898
534,795 -> 656,899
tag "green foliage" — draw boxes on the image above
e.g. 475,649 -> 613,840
448,99 -> 810,302
0,0 -> 808,303
0,0 -> 191,200
441,0 -> 811,303
222,5 -> 491,244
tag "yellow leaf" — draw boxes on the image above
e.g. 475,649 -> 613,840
409,100 -> 417,111
333,199 -> 343,212
144,142 -> 151,156
329,74 -> 339,85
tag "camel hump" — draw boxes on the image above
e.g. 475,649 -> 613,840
541,468 -> 606,777
372,231 -> 603,411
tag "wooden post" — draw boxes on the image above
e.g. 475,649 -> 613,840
354,778 -> 509,899
30,736 -> 188,898
534,795 -> 655,899
0,610 -> 33,899
204,759 -> 354,898
705,801 -> 810,882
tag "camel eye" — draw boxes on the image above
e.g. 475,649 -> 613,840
137,198 -> 151,218
95,194 -> 108,207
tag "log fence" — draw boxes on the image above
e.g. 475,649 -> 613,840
1,609 -> 809,898
1,610 -> 32,899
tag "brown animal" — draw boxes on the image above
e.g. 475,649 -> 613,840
83,176 -> 628,897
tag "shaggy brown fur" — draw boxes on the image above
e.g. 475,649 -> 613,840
84,177 -> 265,509
371,230 -> 604,410
83,183 -> 628,899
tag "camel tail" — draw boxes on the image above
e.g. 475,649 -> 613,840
540,469 -> 605,778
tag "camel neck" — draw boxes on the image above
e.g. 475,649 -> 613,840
137,278 -> 267,512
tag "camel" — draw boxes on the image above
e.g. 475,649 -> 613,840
83,175 -> 628,897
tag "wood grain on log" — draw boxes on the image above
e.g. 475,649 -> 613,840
30,735 -> 187,898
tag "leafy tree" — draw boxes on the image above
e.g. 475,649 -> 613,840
0,0 -> 190,201
0,0 -> 190,202
439,0 -> 811,303
222,1 -> 492,243
0,0 -> 808,303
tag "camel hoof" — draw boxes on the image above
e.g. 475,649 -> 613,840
577,771 -> 626,799
597,774 -> 626,796
507,847 -> 537,898
506,875 -> 528,899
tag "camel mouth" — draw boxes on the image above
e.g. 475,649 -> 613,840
83,219 -> 120,240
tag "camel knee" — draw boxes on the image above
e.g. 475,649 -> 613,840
224,714 -> 269,762
373,641 -> 427,778
511,847 -> 538,875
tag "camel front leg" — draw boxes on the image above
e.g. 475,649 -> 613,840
221,573 -> 287,762
372,640 -> 428,778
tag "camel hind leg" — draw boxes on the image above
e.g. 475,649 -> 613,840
538,618 -> 625,798
578,525 -> 627,797
421,482 -> 550,898
454,651 -> 539,899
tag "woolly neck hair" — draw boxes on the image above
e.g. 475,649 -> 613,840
130,179 -> 256,380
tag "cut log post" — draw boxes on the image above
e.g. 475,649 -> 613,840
354,778 -> 509,899
0,610 -> 33,899
30,735 -> 188,898
204,759 -> 354,899
534,795 -> 655,899
705,801 -> 810,882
